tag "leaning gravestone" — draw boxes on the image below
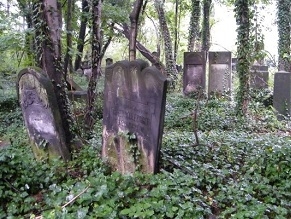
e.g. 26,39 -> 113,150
183,52 -> 206,95
208,51 -> 232,97
17,67 -> 71,160
250,65 -> 269,89
102,60 -> 167,174
273,71 -> 291,120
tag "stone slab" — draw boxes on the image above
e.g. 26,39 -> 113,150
183,52 -> 206,95
17,67 -> 71,160
102,60 -> 167,174
273,71 -> 291,119
208,51 -> 232,97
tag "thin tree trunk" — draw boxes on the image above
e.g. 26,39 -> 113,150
74,0 -> 89,71
64,0 -> 74,77
174,0 -> 179,62
154,0 -> 177,78
129,0 -> 143,61
188,0 -> 201,52
84,0 -> 102,134
41,0 -> 75,148
277,0 -> 291,72
201,0 -> 211,52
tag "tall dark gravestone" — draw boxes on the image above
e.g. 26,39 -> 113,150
208,51 -> 232,97
102,60 -> 167,174
250,65 -> 269,89
273,71 -> 291,119
17,68 -> 71,160
183,52 -> 206,95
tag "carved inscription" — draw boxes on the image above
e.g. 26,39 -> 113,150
111,97 -> 155,135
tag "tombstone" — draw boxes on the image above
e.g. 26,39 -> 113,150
208,51 -> 232,97
250,65 -> 269,89
17,67 -> 71,160
102,60 -> 167,174
183,52 -> 206,95
273,71 -> 291,119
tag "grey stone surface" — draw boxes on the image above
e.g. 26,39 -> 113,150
273,71 -> 291,119
250,65 -> 269,89
208,52 -> 232,97
17,67 -> 70,160
183,52 -> 206,95
102,60 -> 167,174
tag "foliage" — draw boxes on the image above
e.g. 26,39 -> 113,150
1,86 -> 291,218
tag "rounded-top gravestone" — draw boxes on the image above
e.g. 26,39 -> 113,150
17,67 -> 71,160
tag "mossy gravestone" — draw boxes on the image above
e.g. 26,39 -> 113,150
183,52 -> 206,95
17,67 -> 71,160
102,60 -> 167,174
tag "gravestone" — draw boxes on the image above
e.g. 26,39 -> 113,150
17,67 -> 71,160
183,52 -> 206,95
102,60 -> 167,174
250,65 -> 269,89
273,71 -> 291,119
208,51 -> 232,97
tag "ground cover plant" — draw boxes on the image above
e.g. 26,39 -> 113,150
1,74 -> 291,218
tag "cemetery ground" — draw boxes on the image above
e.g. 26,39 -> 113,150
1,73 -> 291,218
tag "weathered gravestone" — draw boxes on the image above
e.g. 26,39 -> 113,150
250,65 -> 269,89
273,71 -> 291,119
208,51 -> 232,97
17,67 -> 71,160
183,52 -> 206,95
102,60 -> 167,174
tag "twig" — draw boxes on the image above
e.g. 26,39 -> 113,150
61,185 -> 90,208
192,88 -> 203,146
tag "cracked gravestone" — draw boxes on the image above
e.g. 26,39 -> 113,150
102,60 -> 167,174
17,67 -> 70,160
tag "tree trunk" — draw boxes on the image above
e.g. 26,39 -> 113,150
74,0 -> 89,71
120,23 -> 166,75
277,0 -> 291,72
17,0 -> 36,65
235,0 -> 252,116
40,0 -> 75,148
188,0 -> 201,52
84,0 -> 102,134
201,0 -> 211,52
64,0 -> 74,77
174,0 -> 179,62
129,0 -> 143,61
154,0 -> 177,78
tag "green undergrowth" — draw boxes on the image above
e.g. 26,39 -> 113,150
1,92 -> 291,218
